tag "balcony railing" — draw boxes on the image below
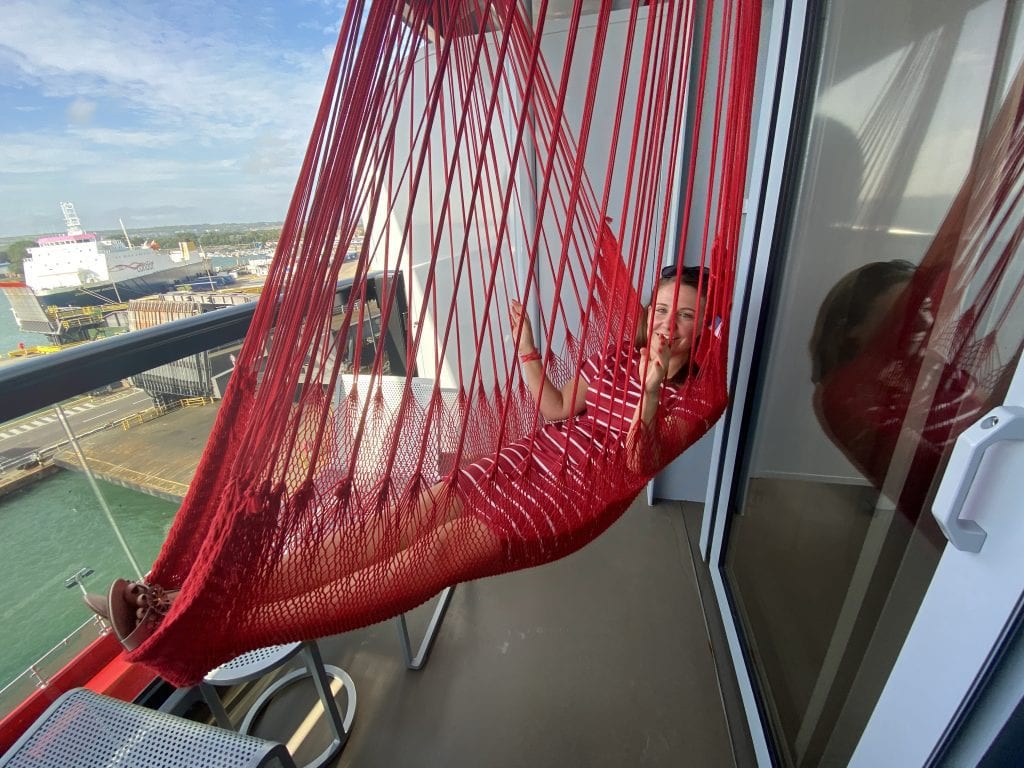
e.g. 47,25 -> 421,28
0,302 -> 258,722
0,271 -> 406,717
0,302 -> 255,424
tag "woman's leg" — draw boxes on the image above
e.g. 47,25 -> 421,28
86,478 -> 500,644
254,510 -> 503,628
263,477 -> 477,601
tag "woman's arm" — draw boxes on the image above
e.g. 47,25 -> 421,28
625,331 -> 671,473
511,300 -> 589,421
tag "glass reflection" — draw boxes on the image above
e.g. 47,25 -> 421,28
724,1 -> 1024,765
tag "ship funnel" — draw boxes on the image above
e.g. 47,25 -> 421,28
60,202 -> 83,236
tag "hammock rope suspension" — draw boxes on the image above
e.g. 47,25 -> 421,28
129,0 -> 763,685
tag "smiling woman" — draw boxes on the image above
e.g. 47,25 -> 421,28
640,266 -> 710,385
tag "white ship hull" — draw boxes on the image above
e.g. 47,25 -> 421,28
24,230 -> 210,307
30,262 -> 210,307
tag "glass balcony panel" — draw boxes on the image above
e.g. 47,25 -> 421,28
0,268 -> 407,718
0,354 -> 232,717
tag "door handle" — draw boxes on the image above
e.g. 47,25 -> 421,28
931,405 -> 1024,552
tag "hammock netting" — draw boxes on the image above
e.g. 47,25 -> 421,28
129,0 -> 762,685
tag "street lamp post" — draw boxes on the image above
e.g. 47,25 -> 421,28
63,567 -> 94,596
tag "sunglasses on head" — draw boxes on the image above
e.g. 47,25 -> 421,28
660,264 -> 710,281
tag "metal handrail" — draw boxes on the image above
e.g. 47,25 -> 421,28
0,302 -> 256,423
0,618 -> 107,701
0,270 -> 405,424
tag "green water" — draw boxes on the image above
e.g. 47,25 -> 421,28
0,264 -> 239,688
0,470 -> 177,688
0,293 -> 38,355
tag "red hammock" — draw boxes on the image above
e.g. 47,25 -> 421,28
127,0 -> 762,686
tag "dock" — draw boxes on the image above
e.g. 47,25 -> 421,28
0,463 -> 60,499
52,401 -> 218,503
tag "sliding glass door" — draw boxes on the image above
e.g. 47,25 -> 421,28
708,0 -> 1024,764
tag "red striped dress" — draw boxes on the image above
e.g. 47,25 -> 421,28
458,345 -> 694,566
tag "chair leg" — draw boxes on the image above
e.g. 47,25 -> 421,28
301,641 -> 349,749
199,682 -> 235,729
396,585 -> 455,670
233,642 -> 357,768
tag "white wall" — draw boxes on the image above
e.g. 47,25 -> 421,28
368,4 -> 688,389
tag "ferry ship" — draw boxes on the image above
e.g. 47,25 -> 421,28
22,203 -> 210,308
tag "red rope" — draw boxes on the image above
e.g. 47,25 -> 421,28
132,0 -> 763,686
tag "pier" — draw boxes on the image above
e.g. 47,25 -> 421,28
52,400 -> 217,503
2,261 -> 376,504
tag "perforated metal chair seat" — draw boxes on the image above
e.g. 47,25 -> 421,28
0,688 -> 295,768
199,640 -> 355,768
204,643 -> 304,685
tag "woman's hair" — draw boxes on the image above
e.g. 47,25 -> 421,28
809,259 -> 916,383
634,265 -> 710,383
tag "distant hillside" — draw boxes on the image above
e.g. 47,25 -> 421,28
114,223 -> 283,249
0,222 -> 284,251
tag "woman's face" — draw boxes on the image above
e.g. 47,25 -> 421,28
650,282 -> 701,361
846,281 -> 908,350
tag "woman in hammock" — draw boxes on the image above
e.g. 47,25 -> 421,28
86,265 -> 720,659
506,264 -> 709,478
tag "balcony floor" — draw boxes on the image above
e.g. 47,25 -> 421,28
197,498 -> 747,767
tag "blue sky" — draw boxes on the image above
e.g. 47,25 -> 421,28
0,0 -> 345,238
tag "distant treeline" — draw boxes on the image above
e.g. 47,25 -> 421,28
130,228 -> 282,248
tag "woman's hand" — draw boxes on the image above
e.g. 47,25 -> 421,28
510,299 -> 588,420
641,332 -> 672,394
629,331 -> 672,473
510,300 -> 536,354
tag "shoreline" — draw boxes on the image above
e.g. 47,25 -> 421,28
0,462 -> 60,499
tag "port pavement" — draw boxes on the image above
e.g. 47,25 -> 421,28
51,400 -> 218,503
0,388 -> 158,498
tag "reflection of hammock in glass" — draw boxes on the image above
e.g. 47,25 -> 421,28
126,0 -> 762,686
814,66 -> 1024,526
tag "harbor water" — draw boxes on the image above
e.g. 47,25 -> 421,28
0,293 -> 179,690
0,470 -> 177,689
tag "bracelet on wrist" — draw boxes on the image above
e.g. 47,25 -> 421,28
519,350 -> 541,364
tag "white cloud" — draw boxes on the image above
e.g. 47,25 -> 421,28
0,2 -> 328,140
0,0 -> 339,234
0,132 -> 104,173
242,133 -> 303,174
66,97 -> 96,124
67,126 -> 185,148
